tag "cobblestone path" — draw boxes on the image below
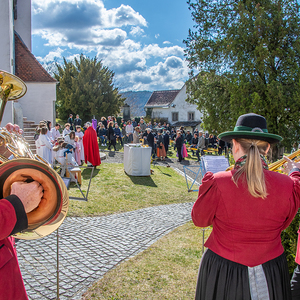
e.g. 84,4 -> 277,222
17,202 -> 194,300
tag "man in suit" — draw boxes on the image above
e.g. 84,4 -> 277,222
74,114 -> 82,127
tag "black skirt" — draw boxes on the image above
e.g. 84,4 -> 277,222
195,249 -> 292,300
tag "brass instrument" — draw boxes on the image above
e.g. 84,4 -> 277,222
268,148 -> 300,172
0,70 -> 68,240
226,148 -> 300,172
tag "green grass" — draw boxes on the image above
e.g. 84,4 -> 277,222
82,222 -> 212,300
67,163 -> 196,217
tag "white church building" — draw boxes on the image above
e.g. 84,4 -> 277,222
0,0 -> 56,128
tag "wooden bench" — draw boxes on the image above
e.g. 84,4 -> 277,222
66,167 -> 82,185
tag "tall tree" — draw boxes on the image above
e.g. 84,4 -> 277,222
185,0 -> 300,150
54,55 -> 124,122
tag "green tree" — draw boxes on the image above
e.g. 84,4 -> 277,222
185,0 -> 300,152
54,55 -> 124,122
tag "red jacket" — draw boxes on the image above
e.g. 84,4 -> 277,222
192,169 -> 300,267
0,196 -> 28,300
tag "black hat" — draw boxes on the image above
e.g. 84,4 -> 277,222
218,113 -> 282,144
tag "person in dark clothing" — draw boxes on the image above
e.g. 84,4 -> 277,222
132,119 -> 138,128
191,133 -> 199,156
146,128 -> 155,158
114,123 -> 123,146
163,130 -> 170,156
107,121 -> 116,151
74,114 -> 82,127
217,138 -> 226,155
101,117 -> 108,129
208,134 -> 215,148
186,130 -> 193,145
175,130 -> 183,162
67,114 -> 74,130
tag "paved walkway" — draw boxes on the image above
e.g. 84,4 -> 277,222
18,202 -> 194,299
17,151 -> 201,299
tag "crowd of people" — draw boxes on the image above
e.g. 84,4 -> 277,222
93,116 -> 230,162
34,114 -> 101,169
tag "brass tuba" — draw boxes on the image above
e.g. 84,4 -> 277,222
0,70 -> 68,240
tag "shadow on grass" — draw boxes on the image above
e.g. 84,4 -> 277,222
81,167 -> 100,179
152,165 -> 172,177
127,174 -> 157,187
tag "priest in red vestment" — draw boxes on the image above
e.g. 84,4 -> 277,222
82,122 -> 101,167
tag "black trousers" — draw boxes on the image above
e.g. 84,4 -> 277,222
291,264 -> 300,299
177,146 -> 182,161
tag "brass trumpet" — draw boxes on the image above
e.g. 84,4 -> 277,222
0,70 -> 69,240
226,148 -> 300,172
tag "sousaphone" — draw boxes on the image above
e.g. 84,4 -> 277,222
0,70 -> 68,240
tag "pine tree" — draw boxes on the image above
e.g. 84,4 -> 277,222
54,55 -> 124,122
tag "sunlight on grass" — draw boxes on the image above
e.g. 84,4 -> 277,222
82,222 -> 212,300
67,163 -> 196,217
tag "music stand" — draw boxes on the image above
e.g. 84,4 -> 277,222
183,163 -> 203,192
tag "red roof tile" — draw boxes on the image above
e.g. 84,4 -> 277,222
14,33 -> 56,83
145,90 -> 180,107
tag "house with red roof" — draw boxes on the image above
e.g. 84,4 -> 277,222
0,0 -> 56,128
144,83 -> 203,131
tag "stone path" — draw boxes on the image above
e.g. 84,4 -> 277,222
18,202 -> 194,300
17,150 -> 200,300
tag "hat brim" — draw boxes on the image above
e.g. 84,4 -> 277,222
218,131 -> 283,144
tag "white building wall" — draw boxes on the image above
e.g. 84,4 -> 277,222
19,82 -> 56,125
0,0 -> 14,125
14,0 -> 32,51
150,85 -> 202,126
169,85 -> 202,123
0,0 -> 14,73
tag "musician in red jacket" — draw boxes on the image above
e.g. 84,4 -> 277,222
0,181 -> 43,300
192,113 -> 300,300
0,124 -> 43,300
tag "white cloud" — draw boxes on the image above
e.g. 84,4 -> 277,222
129,26 -> 144,36
36,48 -> 64,63
32,0 -> 146,30
32,0 -> 189,91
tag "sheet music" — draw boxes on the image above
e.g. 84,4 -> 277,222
201,156 -> 230,174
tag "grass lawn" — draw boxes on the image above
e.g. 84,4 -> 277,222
82,222 -> 212,300
67,163 -> 196,217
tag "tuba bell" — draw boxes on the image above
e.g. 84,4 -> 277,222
0,70 -> 68,240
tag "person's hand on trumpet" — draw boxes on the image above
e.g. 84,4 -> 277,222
10,181 -> 43,213
282,156 -> 300,175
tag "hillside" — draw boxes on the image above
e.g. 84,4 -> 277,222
120,91 -> 152,117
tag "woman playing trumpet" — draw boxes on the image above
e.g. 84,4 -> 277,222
192,113 -> 300,300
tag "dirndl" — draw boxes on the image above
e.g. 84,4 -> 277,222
157,144 -> 166,157
195,249 -> 291,300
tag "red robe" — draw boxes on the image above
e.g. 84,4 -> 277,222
82,126 -> 101,166
0,196 -> 29,300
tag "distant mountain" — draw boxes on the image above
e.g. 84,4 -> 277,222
120,91 -> 152,117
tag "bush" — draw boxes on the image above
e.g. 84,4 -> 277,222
281,209 -> 300,277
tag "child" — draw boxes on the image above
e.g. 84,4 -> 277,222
74,136 -> 81,165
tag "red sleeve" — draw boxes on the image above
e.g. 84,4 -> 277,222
191,172 -> 221,227
288,171 -> 300,265
0,195 -> 28,240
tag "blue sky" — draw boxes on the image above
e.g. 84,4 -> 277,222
31,0 -> 195,92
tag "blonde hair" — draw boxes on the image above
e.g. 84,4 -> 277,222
233,139 -> 270,198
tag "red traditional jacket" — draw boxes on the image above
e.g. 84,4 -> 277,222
0,196 -> 28,300
192,169 -> 300,267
